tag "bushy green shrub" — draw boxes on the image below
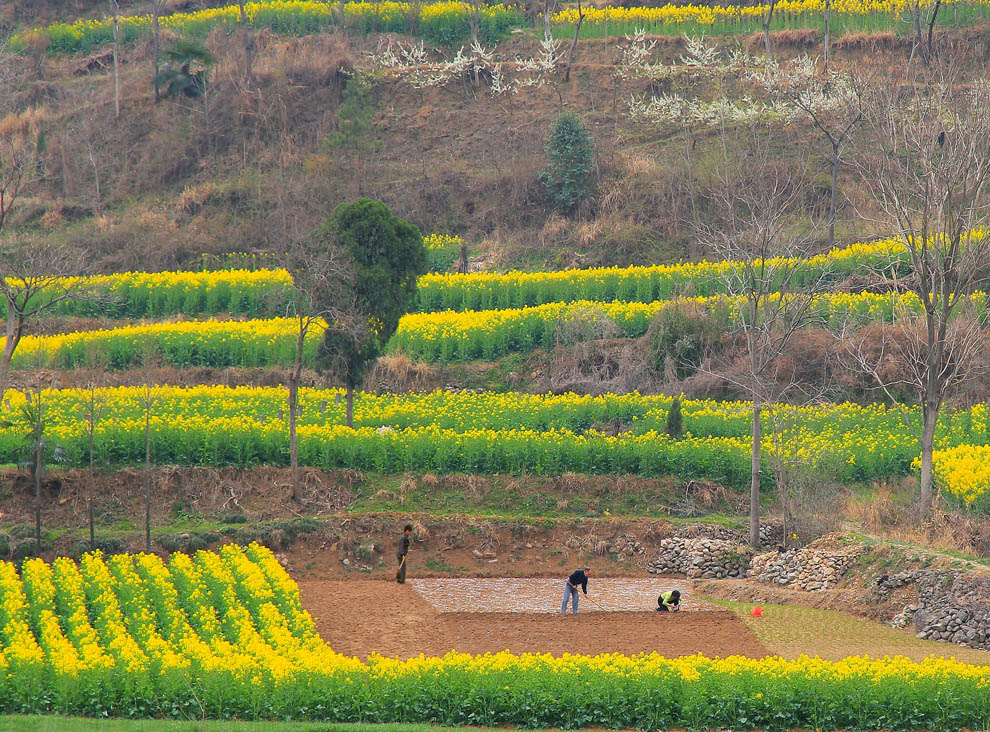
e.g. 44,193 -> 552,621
540,111 -> 595,213
647,302 -> 726,379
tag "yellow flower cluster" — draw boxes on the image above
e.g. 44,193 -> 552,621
2,267 -> 292,319
917,444 -> 990,508
11,288 -> 975,369
0,231 -> 976,318
10,316 -> 320,370
415,235 -> 914,311
0,544 -> 364,716
24,1 -> 522,55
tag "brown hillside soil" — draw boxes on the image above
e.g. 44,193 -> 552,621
298,578 -> 768,659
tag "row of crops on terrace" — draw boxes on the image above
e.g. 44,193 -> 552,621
8,291 -> 986,368
1,545 -> 988,727
0,235 -> 923,318
2,233 -> 988,509
2,387 -> 987,507
15,0 -> 990,55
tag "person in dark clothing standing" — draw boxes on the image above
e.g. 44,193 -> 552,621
561,567 -> 591,613
396,524 -> 412,583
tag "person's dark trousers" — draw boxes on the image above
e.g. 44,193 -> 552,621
656,603 -> 670,612
396,555 -> 407,583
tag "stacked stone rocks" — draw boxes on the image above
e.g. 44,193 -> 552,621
647,536 -> 755,579
884,569 -> 990,651
748,534 -> 865,590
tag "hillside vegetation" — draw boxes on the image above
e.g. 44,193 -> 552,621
0,0 -> 989,570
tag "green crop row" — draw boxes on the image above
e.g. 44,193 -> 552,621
9,290 -> 986,370
1,386 -> 988,492
414,236 -> 917,312
2,233 -> 982,320
15,1 -> 524,56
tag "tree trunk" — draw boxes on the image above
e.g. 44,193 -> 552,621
827,142 -> 840,250
145,387 -> 152,552
153,1 -> 162,102
288,374 -> 300,501
563,0 -> 584,83
918,401 -> 938,508
822,0 -> 831,72
34,425 -> 42,556
112,1 -> 120,119
470,0 -> 481,86
238,0 -> 255,89
0,313 -> 24,400
925,0 -> 942,62
750,398 -> 762,549
346,386 -> 354,429
89,399 -> 96,549
911,0 -> 927,65
762,0 -> 777,56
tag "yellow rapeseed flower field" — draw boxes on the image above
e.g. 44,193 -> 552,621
1,546 -> 988,725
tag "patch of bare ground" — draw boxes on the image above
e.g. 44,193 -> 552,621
297,579 -> 768,660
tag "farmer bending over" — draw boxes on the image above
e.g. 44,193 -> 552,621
562,567 -> 591,614
656,589 -> 680,612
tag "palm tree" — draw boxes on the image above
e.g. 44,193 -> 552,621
154,40 -> 215,99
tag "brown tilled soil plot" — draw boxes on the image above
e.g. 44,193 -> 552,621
298,578 -> 768,660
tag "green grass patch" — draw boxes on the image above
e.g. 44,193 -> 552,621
702,597 -> 990,665
0,719 -> 475,732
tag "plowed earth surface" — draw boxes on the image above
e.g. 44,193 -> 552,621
297,578 -> 768,660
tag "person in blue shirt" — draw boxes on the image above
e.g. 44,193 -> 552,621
561,568 -> 591,613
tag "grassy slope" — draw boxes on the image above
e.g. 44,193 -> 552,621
706,598 -> 990,665
2,20 -> 901,274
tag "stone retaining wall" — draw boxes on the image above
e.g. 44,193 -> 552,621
884,569 -> 990,651
647,536 -> 755,578
748,534 -> 866,591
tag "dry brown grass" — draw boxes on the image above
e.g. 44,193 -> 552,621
370,353 -> 436,393
846,482 -> 990,557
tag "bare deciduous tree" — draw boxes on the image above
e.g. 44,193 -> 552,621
563,0 -> 584,83
848,68 -> 990,508
109,0 -> 121,119
0,109 -> 92,397
692,126 -> 829,548
283,238 -> 356,502
909,0 -> 943,67
755,57 -> 867,249
152,0 -> 165,102
238,0 -> 256,90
